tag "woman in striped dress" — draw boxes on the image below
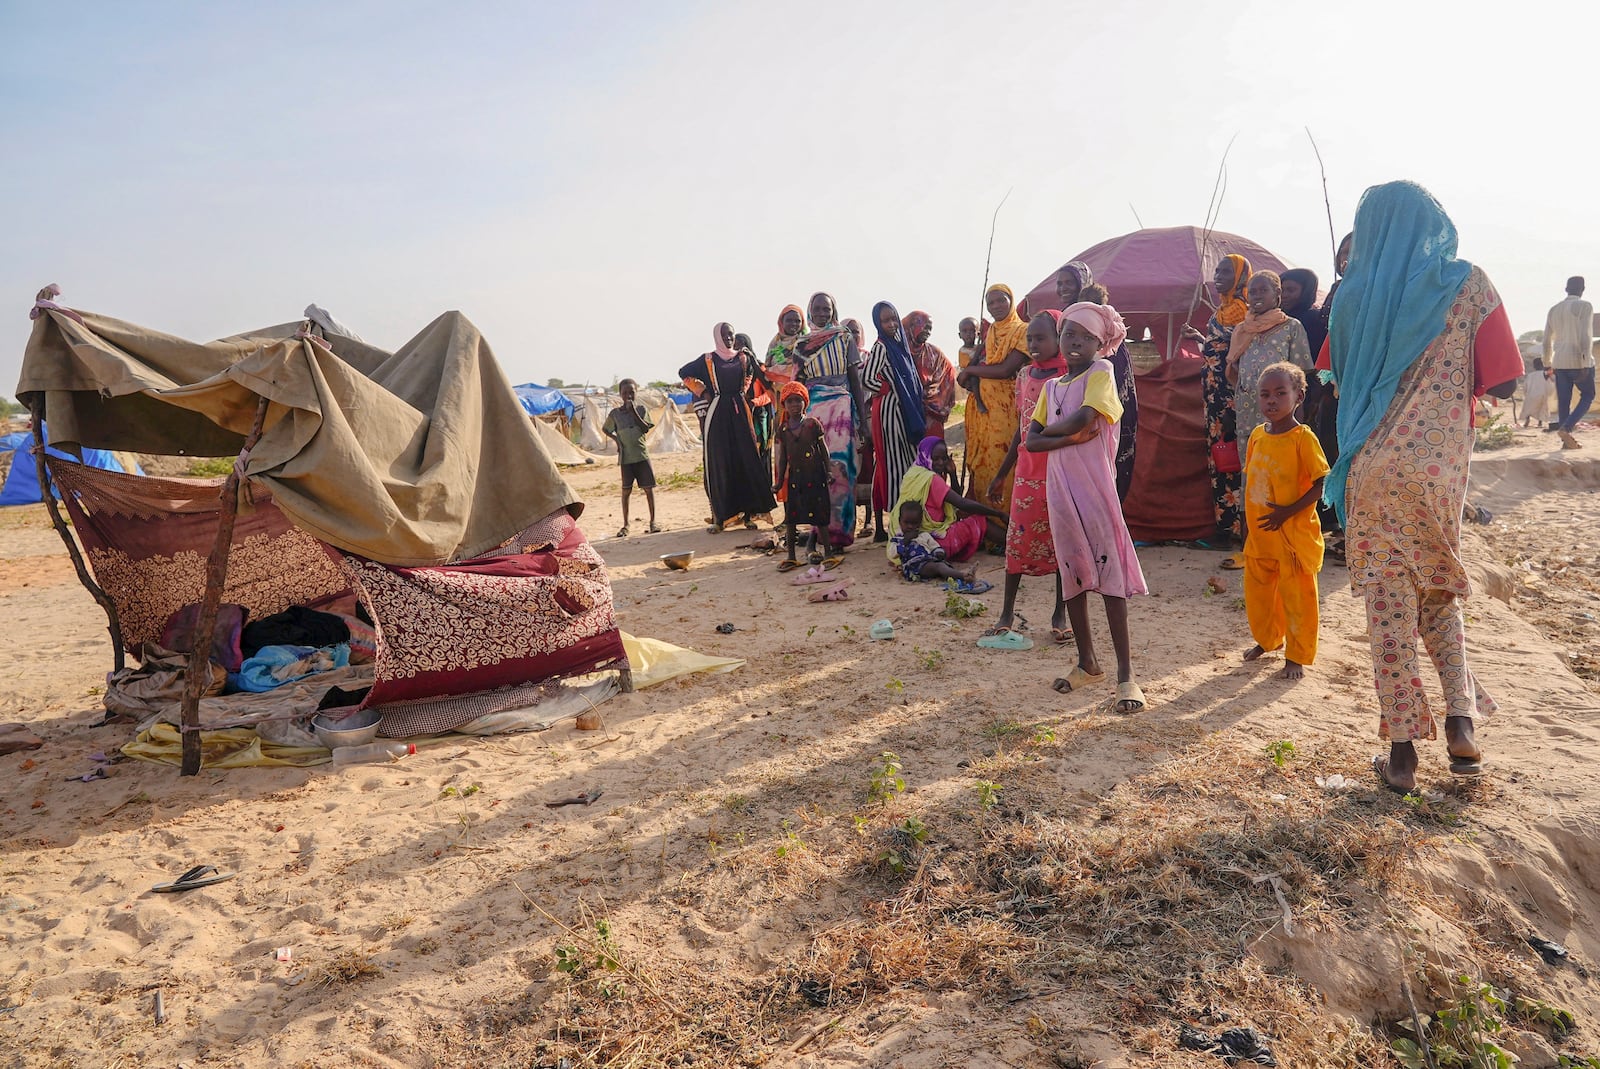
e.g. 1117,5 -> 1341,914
863,301 -> 928,542
793,293 -> 867,549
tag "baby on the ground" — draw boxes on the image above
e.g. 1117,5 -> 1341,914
892,501 -> 978,584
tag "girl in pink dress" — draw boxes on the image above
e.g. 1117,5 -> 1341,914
1026,302 -> 1148,711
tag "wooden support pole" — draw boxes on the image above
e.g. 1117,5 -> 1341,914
178,396 -> 271,777
26,398 -> 127,673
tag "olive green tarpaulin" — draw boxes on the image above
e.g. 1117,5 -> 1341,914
19,306 -> 580,566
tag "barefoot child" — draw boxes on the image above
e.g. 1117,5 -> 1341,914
1025,302 -> 1148,711
1241,362 -> 1329,680
602,379 -> 658,537
984,311 -> 1069,648
772,382 -> 833,570
892,501 -> 986,588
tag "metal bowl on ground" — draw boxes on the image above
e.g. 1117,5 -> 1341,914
660,551 -> 694,571
311,708 -> 382,749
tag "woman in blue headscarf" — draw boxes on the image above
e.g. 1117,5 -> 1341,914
862,301 -> 928,541
1329,182 -> 1522,793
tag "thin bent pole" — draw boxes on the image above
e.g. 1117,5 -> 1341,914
26,397 -> 126,672
178,394 -> 271,777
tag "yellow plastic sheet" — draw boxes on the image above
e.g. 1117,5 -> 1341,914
620,632 -> 744,689
122,722 -> 330,768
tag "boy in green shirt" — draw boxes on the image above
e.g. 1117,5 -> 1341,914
602,379 -> 659,537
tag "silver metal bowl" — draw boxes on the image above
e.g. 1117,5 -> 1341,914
659,551 -> 694,571
311,708 -> 382,749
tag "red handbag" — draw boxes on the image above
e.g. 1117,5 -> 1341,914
1210,439 -> 1242,474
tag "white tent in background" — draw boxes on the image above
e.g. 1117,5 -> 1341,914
646,401 -> 700,454
577,396 -> 616,454
532,419 -> 608,466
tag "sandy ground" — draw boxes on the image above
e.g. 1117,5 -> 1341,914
2,423 -> 1600,1068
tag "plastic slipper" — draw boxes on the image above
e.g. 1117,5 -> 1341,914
807,551 -> 825,565
1219,554 -> 1246,571
647,524 -> 662,534
1371,756 -> 1415,796
791,567 -> 837,586
1051,666 -> 1105,694
744,519 -> 759,530
1115,680 -> 1146,713
868,619 -> 895,640
615,527 -> 629,538
807,582 -> 851,603
152,864 -> 236,894
821,556 -> 844,570
777,559 -> 801,572
977,630 -> 1034,651
1050,627 -> 1074,645
1448,754 -> 1484,777
945,578 -> 993,595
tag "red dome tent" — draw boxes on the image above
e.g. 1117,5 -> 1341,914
1022,227 -> 1291,544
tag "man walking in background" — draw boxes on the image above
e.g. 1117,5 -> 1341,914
1544,276 -> 1595,449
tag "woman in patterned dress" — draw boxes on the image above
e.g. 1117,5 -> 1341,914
903,310 -> 957,439
793,294 -> 867,550
1326,182 -> 1521,793
1197,254 -> 1252,564
1225,271 -> 1313,448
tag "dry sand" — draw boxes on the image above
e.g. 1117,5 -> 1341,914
2,425 -> 1600,1068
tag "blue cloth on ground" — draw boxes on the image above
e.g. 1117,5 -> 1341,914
228,643 -> 350,693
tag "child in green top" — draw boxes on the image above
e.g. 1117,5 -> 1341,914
602,379 -> 659,537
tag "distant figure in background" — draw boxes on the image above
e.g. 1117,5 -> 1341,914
1225,271 -> 1312,449
1521,357 -> 1554,428
956,283 -> 1031,519
602,378 -> 658,538
1328,181 -> 1522,793
765,304 -> 807,385
904,310 -> 956,438
842,317 -> 875,536
735,331 -> 774,476
1543,276 -> 1595,449
678,323 -> 778,532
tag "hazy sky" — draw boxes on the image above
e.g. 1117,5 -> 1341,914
4,0 -> 1596,398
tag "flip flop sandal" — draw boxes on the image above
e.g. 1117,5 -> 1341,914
1050,628 -> 1074,645
807,551 -> 825,565
791,567 -> 837,586
821,556 -> 844,570
977,630 -> 1034,651
807,582 -> 851,603
946,578 -> 993,595
1219,554 -> 1246,571
152,864 -> 236,894
1448,754 -> 1485,777
647,524 -> 662,534
1051,666 -> 1105,694
1115,680 -> 1146,713
1370,756 -> 1415,796
615,527 -> 629,538
777,560 -> 801,573
706,523 -> 724,534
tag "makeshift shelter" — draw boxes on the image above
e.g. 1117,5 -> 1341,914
532,418 -> 607,466
18,294 -> 629,772
576,395 -> 617,454
1022,227 -> 1293,544
0,424 -> 137,506
513,382 -> 577,421
645,399 -> 701,454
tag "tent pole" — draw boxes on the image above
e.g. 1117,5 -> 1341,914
25,398 -> 126,673
179,395 -> 271,777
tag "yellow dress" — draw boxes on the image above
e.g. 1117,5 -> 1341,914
1242,423 -> 1328,665
962,342 -> 1020,514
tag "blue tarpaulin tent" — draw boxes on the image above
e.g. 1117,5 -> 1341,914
0,425 -> 138,506
512,383 -> 577,420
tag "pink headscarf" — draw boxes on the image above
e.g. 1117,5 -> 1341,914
712,322 -> 739,359
1060,301 -> 1127,357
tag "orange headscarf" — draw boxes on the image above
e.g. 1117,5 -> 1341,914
1216,254 -> 1252,328
984,283 -> 1028,367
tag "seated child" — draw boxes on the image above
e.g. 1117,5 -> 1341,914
892,501 -> 979,584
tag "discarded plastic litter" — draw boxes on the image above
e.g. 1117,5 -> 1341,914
330,742 -> 415,767
869,620 -> 895,641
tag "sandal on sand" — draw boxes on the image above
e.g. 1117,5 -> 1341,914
1050,627 -> 1074,645
152,864 -> 236,894
1219,553 -> 1246,571
615,527 -> 629,538
822,556 -> 844,570
1051,666 -> 1105,694
807,580 -> 852,603
744,519 -> 760,530
791,567 -> 837,585
777,560 -> 801,573
647,523 -> 662,534
945,577 -> 993,595
807,551 -> 825,565
1448,754 -> 1484,777
977,630 -> 1034,651
1371,755 -> 1415,796
1115,681 -> 1146,713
